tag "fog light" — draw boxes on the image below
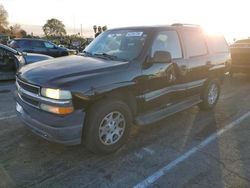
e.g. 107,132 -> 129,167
40,104 -> 73,115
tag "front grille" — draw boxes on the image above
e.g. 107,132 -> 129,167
16,77 -> 40,108
17,78 -> 40,94
16,77 -> 72,110
20,94 -> 39,107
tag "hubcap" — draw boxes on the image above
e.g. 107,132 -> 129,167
99,111 -> 126,145
208,83 -> 218,105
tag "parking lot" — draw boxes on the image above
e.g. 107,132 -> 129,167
1,74 -> 250,188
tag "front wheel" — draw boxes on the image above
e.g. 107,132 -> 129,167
198,79 -> 220,110
84,99 -> 132,154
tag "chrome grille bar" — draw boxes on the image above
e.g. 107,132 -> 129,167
16,78 -> 72,107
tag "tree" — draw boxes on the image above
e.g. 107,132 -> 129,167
43,18 -> 66,37
9,24 -> 27,38
10,24 -> 20,34
19,29 -> 27,37
0,4 -> 8,33
0,4 -> 26,38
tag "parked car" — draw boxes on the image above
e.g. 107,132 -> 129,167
230,38 -> 250,76
15,24 -> 230,153
0,44 -> 53,80
9,38 -> 76,58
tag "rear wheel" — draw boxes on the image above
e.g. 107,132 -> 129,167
198,79 -> 220,110
84,99 -> 132,154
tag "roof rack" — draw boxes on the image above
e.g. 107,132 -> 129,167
171,23 -> 200,27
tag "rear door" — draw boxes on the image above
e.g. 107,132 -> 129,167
180,28 -> 209,97
205,35 -> 230,72
141,29 -> 189,113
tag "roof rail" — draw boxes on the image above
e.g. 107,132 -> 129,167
171,23 -> 200,27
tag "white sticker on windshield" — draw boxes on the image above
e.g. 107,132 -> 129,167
126,32 -> 143,37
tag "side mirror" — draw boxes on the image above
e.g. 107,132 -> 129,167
151,51 -> 172,64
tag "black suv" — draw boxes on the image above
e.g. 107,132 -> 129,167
9,38 -> 75,57
15,24 -> 230,153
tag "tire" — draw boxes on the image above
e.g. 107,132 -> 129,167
198,79 -> 220,110
84,98 -> 132,154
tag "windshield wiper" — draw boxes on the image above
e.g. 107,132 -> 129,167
93,53 -> 127,61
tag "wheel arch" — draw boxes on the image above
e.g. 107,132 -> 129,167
101,89 -> 138,117
208,67 -> 225,84
74,88 -> 138,118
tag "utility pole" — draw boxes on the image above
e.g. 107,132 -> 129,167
81,24 -> 82,36
73,15 -> 76,34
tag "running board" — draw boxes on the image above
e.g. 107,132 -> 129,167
135,96 -> 202,126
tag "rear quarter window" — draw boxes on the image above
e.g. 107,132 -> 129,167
31,41 -> 45,48
15,40 -> 31,48
205,35 -> 229,53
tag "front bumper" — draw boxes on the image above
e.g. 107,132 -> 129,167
15,91 -> 85,145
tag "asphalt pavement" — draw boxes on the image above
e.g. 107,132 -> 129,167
0,75 -> 250,188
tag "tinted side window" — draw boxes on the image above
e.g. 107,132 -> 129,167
0,48 -> 13,56
31,41 -> 44,48
13,40 -> 31,48
182,30 -> 207,57
206,36 -> 229,53
0,48 -> 16,71
9,40 -> 18,48
44,42 -> 55,49
151,30 -> 182,59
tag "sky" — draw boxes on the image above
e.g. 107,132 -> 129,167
1,0 -> 250,42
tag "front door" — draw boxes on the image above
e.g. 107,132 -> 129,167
141,30 -> 188,113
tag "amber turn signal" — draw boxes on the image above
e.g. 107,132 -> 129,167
40,104 -> 74,115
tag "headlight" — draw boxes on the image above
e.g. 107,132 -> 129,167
41,88 -> 72,100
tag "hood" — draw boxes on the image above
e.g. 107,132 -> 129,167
17,55 -> 129,88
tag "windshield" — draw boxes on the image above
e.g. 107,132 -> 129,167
84,30 -> 148,61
